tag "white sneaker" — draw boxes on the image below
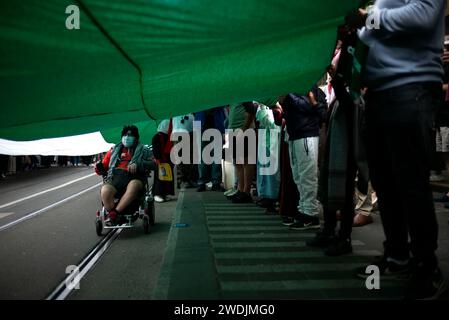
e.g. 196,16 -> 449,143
154,195 -> 165,203
224,188 -> 238,196
430,174 -> 444,182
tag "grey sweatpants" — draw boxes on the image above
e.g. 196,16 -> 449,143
288,137 -> 320,216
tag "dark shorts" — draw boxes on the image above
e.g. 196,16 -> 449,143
105,169 -> 145,197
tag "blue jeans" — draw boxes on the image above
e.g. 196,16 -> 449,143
198,141 -> 222,186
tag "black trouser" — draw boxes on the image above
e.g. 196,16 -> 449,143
323,164 -> 357,240
177,132 -> 198,186
0,155 -> 9,174
365,82 -> 440,269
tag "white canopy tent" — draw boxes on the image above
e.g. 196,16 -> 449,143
0,132 -> 114,156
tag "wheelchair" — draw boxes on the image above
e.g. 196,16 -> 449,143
95,164 -> 156,236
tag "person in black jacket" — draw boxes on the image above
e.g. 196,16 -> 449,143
278,86 -> 327,230
0,154 -> 8,179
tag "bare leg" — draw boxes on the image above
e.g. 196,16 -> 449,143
116,180 -> 144,212
236,164 -> 244,192
101,184 -> 117,211
243,164 -> 256,194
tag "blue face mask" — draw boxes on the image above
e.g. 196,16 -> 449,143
122,135 -> 135,148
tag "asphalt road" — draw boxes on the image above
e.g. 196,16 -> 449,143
1,166 -> 448,300
0,166 -> 175,300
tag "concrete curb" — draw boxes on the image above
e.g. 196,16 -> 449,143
152,190 -> 184,299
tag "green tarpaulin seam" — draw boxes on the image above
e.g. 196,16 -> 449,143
76,0 -> 155,121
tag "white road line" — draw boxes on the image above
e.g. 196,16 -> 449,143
0,182 -> 102,233
0,173 -> 97,209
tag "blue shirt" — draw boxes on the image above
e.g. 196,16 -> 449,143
359,0 -> 446,91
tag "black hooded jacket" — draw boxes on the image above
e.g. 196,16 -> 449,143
282,89 -> 327,141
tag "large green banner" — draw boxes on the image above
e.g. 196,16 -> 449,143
0,0 -> 359,141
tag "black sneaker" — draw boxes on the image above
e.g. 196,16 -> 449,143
281,216 -> 295,226
211,184 -> 225,192
232,192 -> 252,204
180,181 -> 196,189
116,215 -> 128,225
324,238 -> 352,256
405,266 -> 447,300
434,194 -> 449,202
264,205 -> 278,215
197,184 -> 206,192
355,255 -> 411,279
256,198 -> 275,208
185,181 -> 197,189
306,231 -> 336,248
289,214 -> 320,230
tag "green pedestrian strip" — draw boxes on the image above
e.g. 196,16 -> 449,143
221,286 -> 405,300
204,205 -> 262,207
204,204 -> 262,208
210,238 -> 365,246
211,241 -> 366,250
209,228 -> 318,235
215,255 -> 378,266
205,207 -> 265,210
206,215 -> 280,220
207,216 -> 280,220
206,213 -> 267,216
216,263 -> 365,274
209,229 -> 318,235
208,221 -> 284,226
221,287 -> 405,300
202,198 -> 403,299
156,191 -> 407,300
214,250 -> 382,260
219,278 -> 396,291
219,278 -> 402,299
212,237 -> 314,244
204,199 -> 403,299
208,226 -> 293,231
205,211 -> 266,214
209,233 -> 315,240
204,206 -> 265,213
206,213 -> 266,217
214,245 -> 315,254
212,241 -> 312,248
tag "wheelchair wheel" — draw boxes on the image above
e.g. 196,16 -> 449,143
145,199 -> 155,226
149,200 -> 155,226
143,215 -> 150,234
95,218 -> 103,236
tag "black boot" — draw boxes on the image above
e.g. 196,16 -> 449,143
324,237 -> 352,256
306,230 -> 336,248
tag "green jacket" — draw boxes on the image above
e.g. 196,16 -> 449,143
107,142 -> 153,179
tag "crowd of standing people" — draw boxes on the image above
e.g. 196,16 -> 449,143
149,0 -> 448,300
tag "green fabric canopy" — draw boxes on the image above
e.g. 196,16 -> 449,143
0,0 -> 359,143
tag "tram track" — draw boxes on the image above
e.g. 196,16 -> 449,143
46,227 -> 122,300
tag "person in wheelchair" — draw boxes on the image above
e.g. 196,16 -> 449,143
95,125 -> 153,226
